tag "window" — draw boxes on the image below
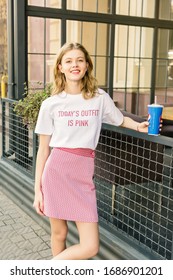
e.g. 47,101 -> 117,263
28,0 -> 61,8
67,0 -> 111,14
113,25 -> 154,115
26,0 -> 173,116
116,0 -> 155,18
156,28 -> 173,102
28,16 -> 61,87
159,0 -> 173,20
66,20 -> 109,87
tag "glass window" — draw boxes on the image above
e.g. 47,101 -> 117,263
128,26 -> 141,58
28,0 -> 44,7
46,0 -> 61,8
139,59 -> 152,88
159,0 -> 173,20
113,58 -> 127,88
141,27 -> 153,58
115,26 -> 153,58
116,0 -> 155,18
66,20 -> 82,45
28,17 -> 44,53
114,25 -> 154,115
67,20 -> 109,86
26,0 -> 173,113
114,25 -> 128,57
156,27 -> 173,103
46,18 -> 61,54
116,0 -> 129,15
98,0 -> 111,13
28,16 -> 61,86
28,54 -> 44,86
157,29 -> 173,59
67,0 -> 111,13
28,0 -> 61,8
126,58 -> 139,87
46,54 -> 56,82
156,60 -> 168,88
95,57 -> 107,87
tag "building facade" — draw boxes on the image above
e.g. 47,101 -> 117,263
9,0 -> 173,116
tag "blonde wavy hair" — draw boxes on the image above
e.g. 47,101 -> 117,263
52,42 -> 98,99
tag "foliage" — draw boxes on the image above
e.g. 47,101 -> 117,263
14,82 -> 52,129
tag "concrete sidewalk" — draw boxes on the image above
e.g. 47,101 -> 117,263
0,187 -> 52,260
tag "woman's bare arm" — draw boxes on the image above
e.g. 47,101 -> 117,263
33,134 -> 51,215
121,116 -> 149,133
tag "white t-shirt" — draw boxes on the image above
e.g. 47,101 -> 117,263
35,88 -> 123,149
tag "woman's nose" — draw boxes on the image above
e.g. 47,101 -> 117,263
72,60 -> 78,67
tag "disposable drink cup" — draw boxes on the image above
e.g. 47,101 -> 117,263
147,104 -> 163,136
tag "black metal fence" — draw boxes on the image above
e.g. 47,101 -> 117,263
95,125 -> 173,260
1,98 -> 37,178
1,98 -> 173,259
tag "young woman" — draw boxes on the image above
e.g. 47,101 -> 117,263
33,42 -> 149,260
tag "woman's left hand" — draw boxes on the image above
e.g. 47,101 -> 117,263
137,121 -> 149,133
137,119 -> 163,133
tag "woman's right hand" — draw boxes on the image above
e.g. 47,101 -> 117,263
33,190 -> 45,216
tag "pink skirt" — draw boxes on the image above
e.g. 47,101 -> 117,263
41,148 -> 98,222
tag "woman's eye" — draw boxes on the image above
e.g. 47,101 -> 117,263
66,60 -> 71,63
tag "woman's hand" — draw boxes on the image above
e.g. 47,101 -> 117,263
137,121 -> 149,133
137,119 -> 163,133
33,190 -> 45,216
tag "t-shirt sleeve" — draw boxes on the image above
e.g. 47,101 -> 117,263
102,92 -> 124,126
34,100 -> 54,135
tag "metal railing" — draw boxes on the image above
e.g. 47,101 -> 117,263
95,125 -> 173,260
1,98 -> 37,178
1,98 -> 173,259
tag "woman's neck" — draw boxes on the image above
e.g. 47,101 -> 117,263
64,82 -> 82,95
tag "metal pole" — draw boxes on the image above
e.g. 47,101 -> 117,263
61,0 -> 66,45
13,0 -> 26,100
7,0 -> 15,99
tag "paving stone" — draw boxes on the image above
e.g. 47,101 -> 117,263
1,252 -> 16,260
32,242 -> 50,253
16,252 -> 42,260
17,240 -> 33,250
0,224 -> 13,232
4,219 -> 15,225
39,249 -> 52,258
29,237 -> 45,245
12,222 -> 25,230
40,234 -> 50,242
0,220 -> 5,226
14,247 -> 33,257
0,188 -> 51,260
10,235 -> 25,243
31,223 -> 46,231
34,228 -> 49,237
1,243 -> 19,253
0,214 -> 11,221
23,231 -> 39,240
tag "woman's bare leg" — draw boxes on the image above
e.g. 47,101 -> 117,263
52,222 -> 99,260
49,218 -> 68,256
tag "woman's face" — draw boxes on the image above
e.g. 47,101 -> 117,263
58,49 -> 88,83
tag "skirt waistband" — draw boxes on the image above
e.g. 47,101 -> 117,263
55,147 -> 95,158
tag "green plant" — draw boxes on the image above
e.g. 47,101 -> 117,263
14,82 -> 52,129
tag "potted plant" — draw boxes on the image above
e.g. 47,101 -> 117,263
14,82 -> 52,129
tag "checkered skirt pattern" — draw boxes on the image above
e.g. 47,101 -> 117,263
41,148 -> 98,222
